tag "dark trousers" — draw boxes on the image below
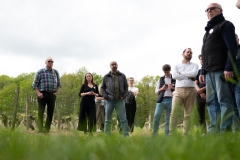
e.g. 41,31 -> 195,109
77,105 -> 96,133
37,92 -> 56,132
196,100 -> 207,132
118,99 -> 137,133
125,99 -> 136,132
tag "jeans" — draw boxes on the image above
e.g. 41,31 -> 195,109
152,97 -> 172,136
232,82 -> 240,131
104,99 -> 129,137
206,71 -> 234,133
37,92 -> 56,132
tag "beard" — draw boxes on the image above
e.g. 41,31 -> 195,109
184,55 -> 192,61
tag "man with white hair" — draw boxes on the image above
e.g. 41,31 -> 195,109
199,3 -> 238,133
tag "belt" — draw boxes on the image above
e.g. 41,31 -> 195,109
41,91 -> 56,93
164,96 -> 172,98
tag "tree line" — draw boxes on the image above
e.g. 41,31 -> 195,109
0,67 -> 170,129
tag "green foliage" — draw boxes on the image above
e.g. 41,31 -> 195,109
0,75 -> 11,90
135,75 -> 159,128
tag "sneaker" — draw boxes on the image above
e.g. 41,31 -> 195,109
97,129 -> 102,132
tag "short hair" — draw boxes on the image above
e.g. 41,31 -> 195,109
162,64 -> 171,71
183,48 -> 192,53
198,54 -> 202,59
129,77 -> 134,80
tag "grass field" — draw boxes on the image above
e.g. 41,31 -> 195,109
0,126 -> 239,160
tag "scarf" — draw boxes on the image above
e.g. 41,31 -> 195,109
205,13 -> 225,32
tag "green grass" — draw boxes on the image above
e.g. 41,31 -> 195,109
0,126 -> 240,160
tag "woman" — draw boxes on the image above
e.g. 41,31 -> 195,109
77,73 -> 99,134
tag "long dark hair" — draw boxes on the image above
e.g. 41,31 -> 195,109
83,72 -> 96,85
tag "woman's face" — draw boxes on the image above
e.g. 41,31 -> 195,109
85,73 -> 92,82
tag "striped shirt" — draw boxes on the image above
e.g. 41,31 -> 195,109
32,68 -> 61,92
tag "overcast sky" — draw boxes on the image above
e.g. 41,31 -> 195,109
0,0 -> 239,81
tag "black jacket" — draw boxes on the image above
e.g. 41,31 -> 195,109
101,71 -> 128,100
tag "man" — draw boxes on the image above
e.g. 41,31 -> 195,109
101,61 -> 129,137
32,57 -> 61,133
199,3 -> 237,133
124,77 -> 139,134
232,34 -> 240,131
152,64 -> 175,136
170,48 -> 198,136
195,55 -> 207,133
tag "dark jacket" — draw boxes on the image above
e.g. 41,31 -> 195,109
201,14 -> 237,74
101,71 -> 128,100
202,20 -> 228,72
156,75 -> 175,103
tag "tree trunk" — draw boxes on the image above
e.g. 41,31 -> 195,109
11,87 -> 20,131
26,93 -> 29,130
57,106 -> 61,130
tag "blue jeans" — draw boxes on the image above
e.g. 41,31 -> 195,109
206,71 -> 234,133
104,100 -> 129,137
232,82 -> 240,131
152,97 -> 172,135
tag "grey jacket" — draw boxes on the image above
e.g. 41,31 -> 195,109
101,71 -> 128,100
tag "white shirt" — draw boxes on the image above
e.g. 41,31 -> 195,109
172,61 -> 198,87
129,86 -> 139,98
154,76 -> 173,97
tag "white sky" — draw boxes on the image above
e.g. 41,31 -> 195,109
0,0 -> 239,81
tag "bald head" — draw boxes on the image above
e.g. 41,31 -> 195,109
206,3 -> 223,20
110,61 -> 118,73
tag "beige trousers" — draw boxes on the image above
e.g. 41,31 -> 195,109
170,87 -> 197,135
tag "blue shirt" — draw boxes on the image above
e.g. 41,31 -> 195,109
32,68 -> 61,92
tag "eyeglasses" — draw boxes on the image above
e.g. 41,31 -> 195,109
205,7 -> 221,12
48,61 -> 54,63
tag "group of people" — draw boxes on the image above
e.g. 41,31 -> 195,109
32,58 -> 138,137
32,2 -> 240,137
152,2 -> 240,136
76,68 -> 138,137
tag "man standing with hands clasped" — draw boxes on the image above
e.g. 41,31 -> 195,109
199,3 -> 237,133
101,61 -> 129,137
32,57 -> 61,133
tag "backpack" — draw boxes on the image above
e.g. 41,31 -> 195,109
124,91 -> 135,104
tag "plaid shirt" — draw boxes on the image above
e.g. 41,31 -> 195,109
32,68 -> 61,92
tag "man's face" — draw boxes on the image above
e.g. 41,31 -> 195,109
129,78 -> 134,85
206,3 -> 222,20
110,61 -> 118,72
182,49 -> 192,61
163,71 -> 171,77
45,58 -> 54,68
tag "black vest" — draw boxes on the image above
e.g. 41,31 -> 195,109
201,20 -> 228,72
